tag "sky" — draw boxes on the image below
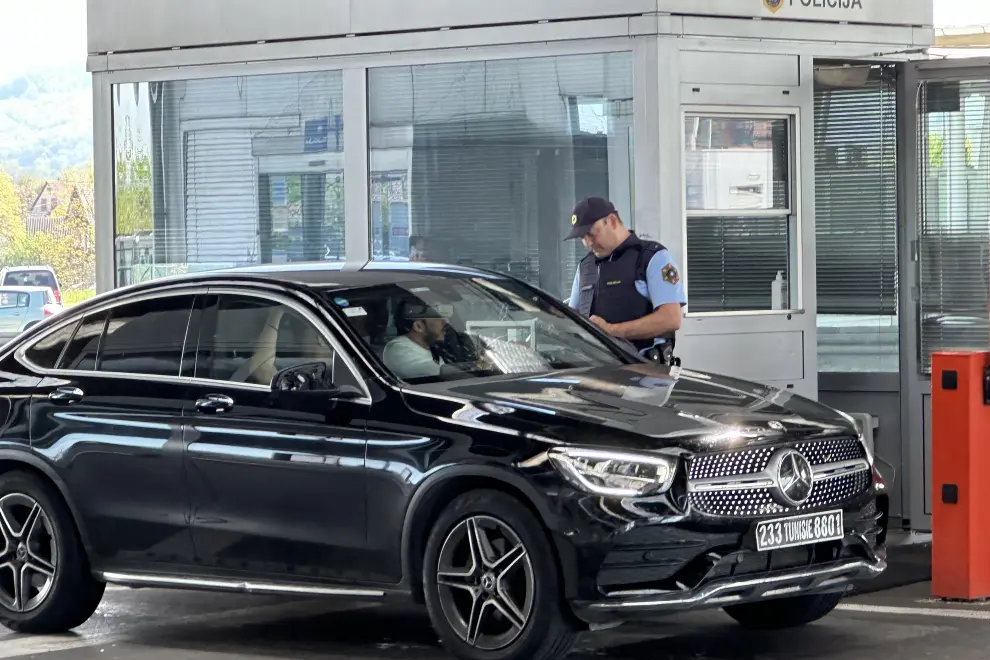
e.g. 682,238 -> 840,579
0,0 -> 88,77
0,0 -> 986,79
935,0 -> 990,27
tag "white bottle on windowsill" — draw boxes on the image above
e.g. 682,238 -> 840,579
771,270 -> 786,310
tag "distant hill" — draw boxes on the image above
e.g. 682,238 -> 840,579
0,66 -> 93,178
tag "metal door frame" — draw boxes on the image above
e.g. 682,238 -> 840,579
900,57 -> 990,534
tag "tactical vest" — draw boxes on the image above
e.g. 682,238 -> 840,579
575,234 -> 675,352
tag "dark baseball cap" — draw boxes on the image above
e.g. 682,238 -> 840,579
565,197 -> 617,240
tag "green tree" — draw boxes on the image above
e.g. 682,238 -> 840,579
115,120 -> 153,236
0,171 -> 26,247
14,172 -> 44,218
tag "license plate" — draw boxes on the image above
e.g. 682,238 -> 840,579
755,510 -> 844,551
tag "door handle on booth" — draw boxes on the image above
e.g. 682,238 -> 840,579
48,387 -> 84,404
195,394 -> 234,414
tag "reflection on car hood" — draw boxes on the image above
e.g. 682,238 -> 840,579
406,364 -> 857,452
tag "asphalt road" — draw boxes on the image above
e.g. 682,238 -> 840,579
1,580 -> 989,659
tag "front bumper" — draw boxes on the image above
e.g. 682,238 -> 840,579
571,534 -> 886,624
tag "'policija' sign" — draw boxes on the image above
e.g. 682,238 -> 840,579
764,0 -> 864,13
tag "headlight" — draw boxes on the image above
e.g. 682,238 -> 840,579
548,447 -> 677,497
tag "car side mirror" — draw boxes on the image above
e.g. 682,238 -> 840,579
271,362 -> 334,393
270,362 -> 362,400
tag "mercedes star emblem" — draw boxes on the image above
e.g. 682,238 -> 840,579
769,449 -> 814,507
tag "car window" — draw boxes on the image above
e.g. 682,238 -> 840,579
97,296 -> 195,377
23,320 -> 80,369
197,294 -> 336,387
3,271 -> 56,288
324,276 -> 626,384
57,312 -> 108,371
0,291 -> 27,308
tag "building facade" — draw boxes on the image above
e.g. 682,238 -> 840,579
88,0 -> 986,534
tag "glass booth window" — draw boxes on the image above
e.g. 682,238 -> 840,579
917,79 -> 990,374
112,71 -> 345,287
814,65 -> 899,373
367,52 -> 635,302
684,114 -> 794,313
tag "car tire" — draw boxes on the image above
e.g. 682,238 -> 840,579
0,470 -> 106,634
422,489 -> 578,660
723,592 -> 844,630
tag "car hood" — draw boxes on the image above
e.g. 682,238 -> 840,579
405,364 -> 858,452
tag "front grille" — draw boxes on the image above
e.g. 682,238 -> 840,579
688,469 -> 872,518
687,436 -> 871,518
689,446 -> 775,480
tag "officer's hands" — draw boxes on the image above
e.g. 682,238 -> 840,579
589,315 -> 615,335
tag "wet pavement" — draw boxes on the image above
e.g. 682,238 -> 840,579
4,575 -> 990,659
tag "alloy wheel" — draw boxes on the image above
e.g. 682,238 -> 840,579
435,514 -> 535,651
0,493 -> 57,613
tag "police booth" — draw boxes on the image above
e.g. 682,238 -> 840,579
86,0 -> 935,529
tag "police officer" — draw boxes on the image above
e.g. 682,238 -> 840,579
565,197 -> 687,363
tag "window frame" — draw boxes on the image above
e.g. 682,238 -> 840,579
14,284 -> 371,402
681,105 -> 803,317
195,286 -> 370,399
194,287 -> 354,391
15,288 -> 204,381
92,293 -> 199,378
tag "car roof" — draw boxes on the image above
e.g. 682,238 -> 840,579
2,266 -> 56,272
0,286 -> 52,291
228,261 -> 506,289
70,261 -> 510,311
128,261 -> 504,291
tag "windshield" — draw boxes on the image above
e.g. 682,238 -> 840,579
323,276 -> 628,383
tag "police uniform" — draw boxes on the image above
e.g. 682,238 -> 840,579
565,197 -> 687,361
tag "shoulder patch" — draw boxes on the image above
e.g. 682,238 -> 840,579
661,263 -> 680,285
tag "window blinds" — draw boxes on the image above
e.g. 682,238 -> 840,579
814,64 -> 899,316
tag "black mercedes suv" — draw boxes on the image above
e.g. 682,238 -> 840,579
0,261 -> 887,660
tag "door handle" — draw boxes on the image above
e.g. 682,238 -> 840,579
48,387 -> 83,404
195,394 -> 234,414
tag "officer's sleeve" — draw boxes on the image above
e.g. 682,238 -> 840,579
645,250 -> 688,309
567,269 -> 580,309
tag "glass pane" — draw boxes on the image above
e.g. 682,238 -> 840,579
686,215 -> 790,313
200,295 -> 335,386
24,321 -> 79,369
57,312 -> 107,371
368,52 -> 635,301
111,72 -> 345,286
98,296 -> 194,376
918,80 -> 990,374
684,116 -> 790,213
324,276 -> 624,384
814,65 -> 899,374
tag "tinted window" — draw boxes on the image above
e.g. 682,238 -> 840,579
24,321 -> 79,369
58,313 -> 107,371
198,295 -> 335,386
97,296 -> 195,376
3,271 -> 56,288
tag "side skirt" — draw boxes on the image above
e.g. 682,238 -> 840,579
95,571 -> 388,598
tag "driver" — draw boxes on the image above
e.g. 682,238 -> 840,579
382,298 -> 452,379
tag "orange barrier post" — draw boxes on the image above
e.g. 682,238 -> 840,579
931,350 -> 990,601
